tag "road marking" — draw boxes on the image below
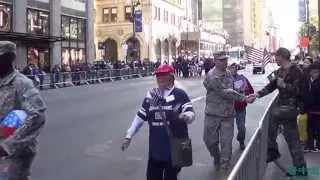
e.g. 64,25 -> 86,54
191,96 -> 205,103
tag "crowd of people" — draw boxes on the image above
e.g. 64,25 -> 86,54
19,60 -> 156,89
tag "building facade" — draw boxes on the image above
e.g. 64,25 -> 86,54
0,0 -> 95,72
223,0 -> 266,48
201,0 -> 223,33
94,0 -> 225,63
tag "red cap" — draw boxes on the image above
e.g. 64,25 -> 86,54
155,64 -> 175,75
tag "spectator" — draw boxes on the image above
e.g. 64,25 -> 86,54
305,63 -> 320,152
121,64 -> 195,180
228,62 -> 254,150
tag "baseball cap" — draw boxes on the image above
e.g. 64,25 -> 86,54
0,41 -> 16,56
155,64 -> 175,76
274,47 -> 291,60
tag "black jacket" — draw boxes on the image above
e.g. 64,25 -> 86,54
305,77 -> 320,112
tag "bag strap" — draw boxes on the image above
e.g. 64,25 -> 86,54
158,104 -> 174,139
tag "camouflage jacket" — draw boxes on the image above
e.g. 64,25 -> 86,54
258,63 -> 306,109
0,70 -> 46,156
203,67 -> 245,117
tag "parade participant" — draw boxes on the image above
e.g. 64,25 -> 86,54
121,64 -> 195,180
203,51 -> 255,172
228,62 -> 254,150
251,47 -> 307,176
0,41 -> 47,180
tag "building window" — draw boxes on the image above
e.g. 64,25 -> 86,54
163,10 -> 168,23
61,15 -> 87,65
171,13 -> 175,25
158,7 -> 160,21
111,7 -> 117,22
78,19 -> 86,41
103,7 -> 117,23
125,6 -> 132,21
27,47 -> 50,73
27,9 -> 49,35
103,8 -> 110,23
0,3 -> 11,32
70,18 -> 78,39
61,16 -> 70,38
153,6 -> 157,20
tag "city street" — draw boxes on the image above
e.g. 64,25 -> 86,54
31,64 -> 277,180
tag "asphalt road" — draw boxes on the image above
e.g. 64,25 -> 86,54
31,64 -> 278,180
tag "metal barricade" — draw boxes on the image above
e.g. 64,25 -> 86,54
227,93 -> 279,180
23,65 -> 155,90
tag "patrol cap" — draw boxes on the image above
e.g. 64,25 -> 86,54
214,51 -> 228,60
0,41 -> 16,56
274,47 -> 291,60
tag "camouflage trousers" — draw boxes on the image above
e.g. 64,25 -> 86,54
7,151 -> 35,180
203,114 -> 234,168
268,116 -> 306,167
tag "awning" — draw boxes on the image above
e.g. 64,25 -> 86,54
0,32 -> 66,43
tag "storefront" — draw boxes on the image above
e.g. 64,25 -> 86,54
26,8 -> 51,72
0,0 -> 94,71
61,15 -> 86,65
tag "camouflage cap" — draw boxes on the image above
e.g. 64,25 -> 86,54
214,51 -> 228,60
0,41 -> 16,56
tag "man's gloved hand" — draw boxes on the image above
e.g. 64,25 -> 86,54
121,138 -> 132,152
0,146 -> 8,157
179,111 -> 195,124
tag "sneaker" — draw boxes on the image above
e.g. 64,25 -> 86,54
295,165 -> 308,176
304,147 -> 312,153
311,148 -> 319,153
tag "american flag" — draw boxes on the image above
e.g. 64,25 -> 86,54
0,110 -> 27,137
244,45 -> 264,63
262,49 -> 272,65
244,45 -> 272,65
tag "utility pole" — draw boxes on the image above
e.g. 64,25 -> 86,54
307,0 -> 310,53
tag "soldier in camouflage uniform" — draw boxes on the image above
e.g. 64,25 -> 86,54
0,41 -> 47,180
253,48 -> 307,176
203,52 -> 254,171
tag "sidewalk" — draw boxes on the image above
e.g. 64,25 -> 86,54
263,135 -> 320,180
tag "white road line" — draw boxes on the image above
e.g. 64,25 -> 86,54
191,96 -> 205,103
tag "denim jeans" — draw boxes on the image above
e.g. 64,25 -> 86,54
235,109 -> 246,143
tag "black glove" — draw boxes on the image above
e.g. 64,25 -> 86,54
0,146 -> 8,157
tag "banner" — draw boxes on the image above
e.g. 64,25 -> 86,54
134,10 -> 142,32
299,36 -> 310,48
298,0 -> 306,22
